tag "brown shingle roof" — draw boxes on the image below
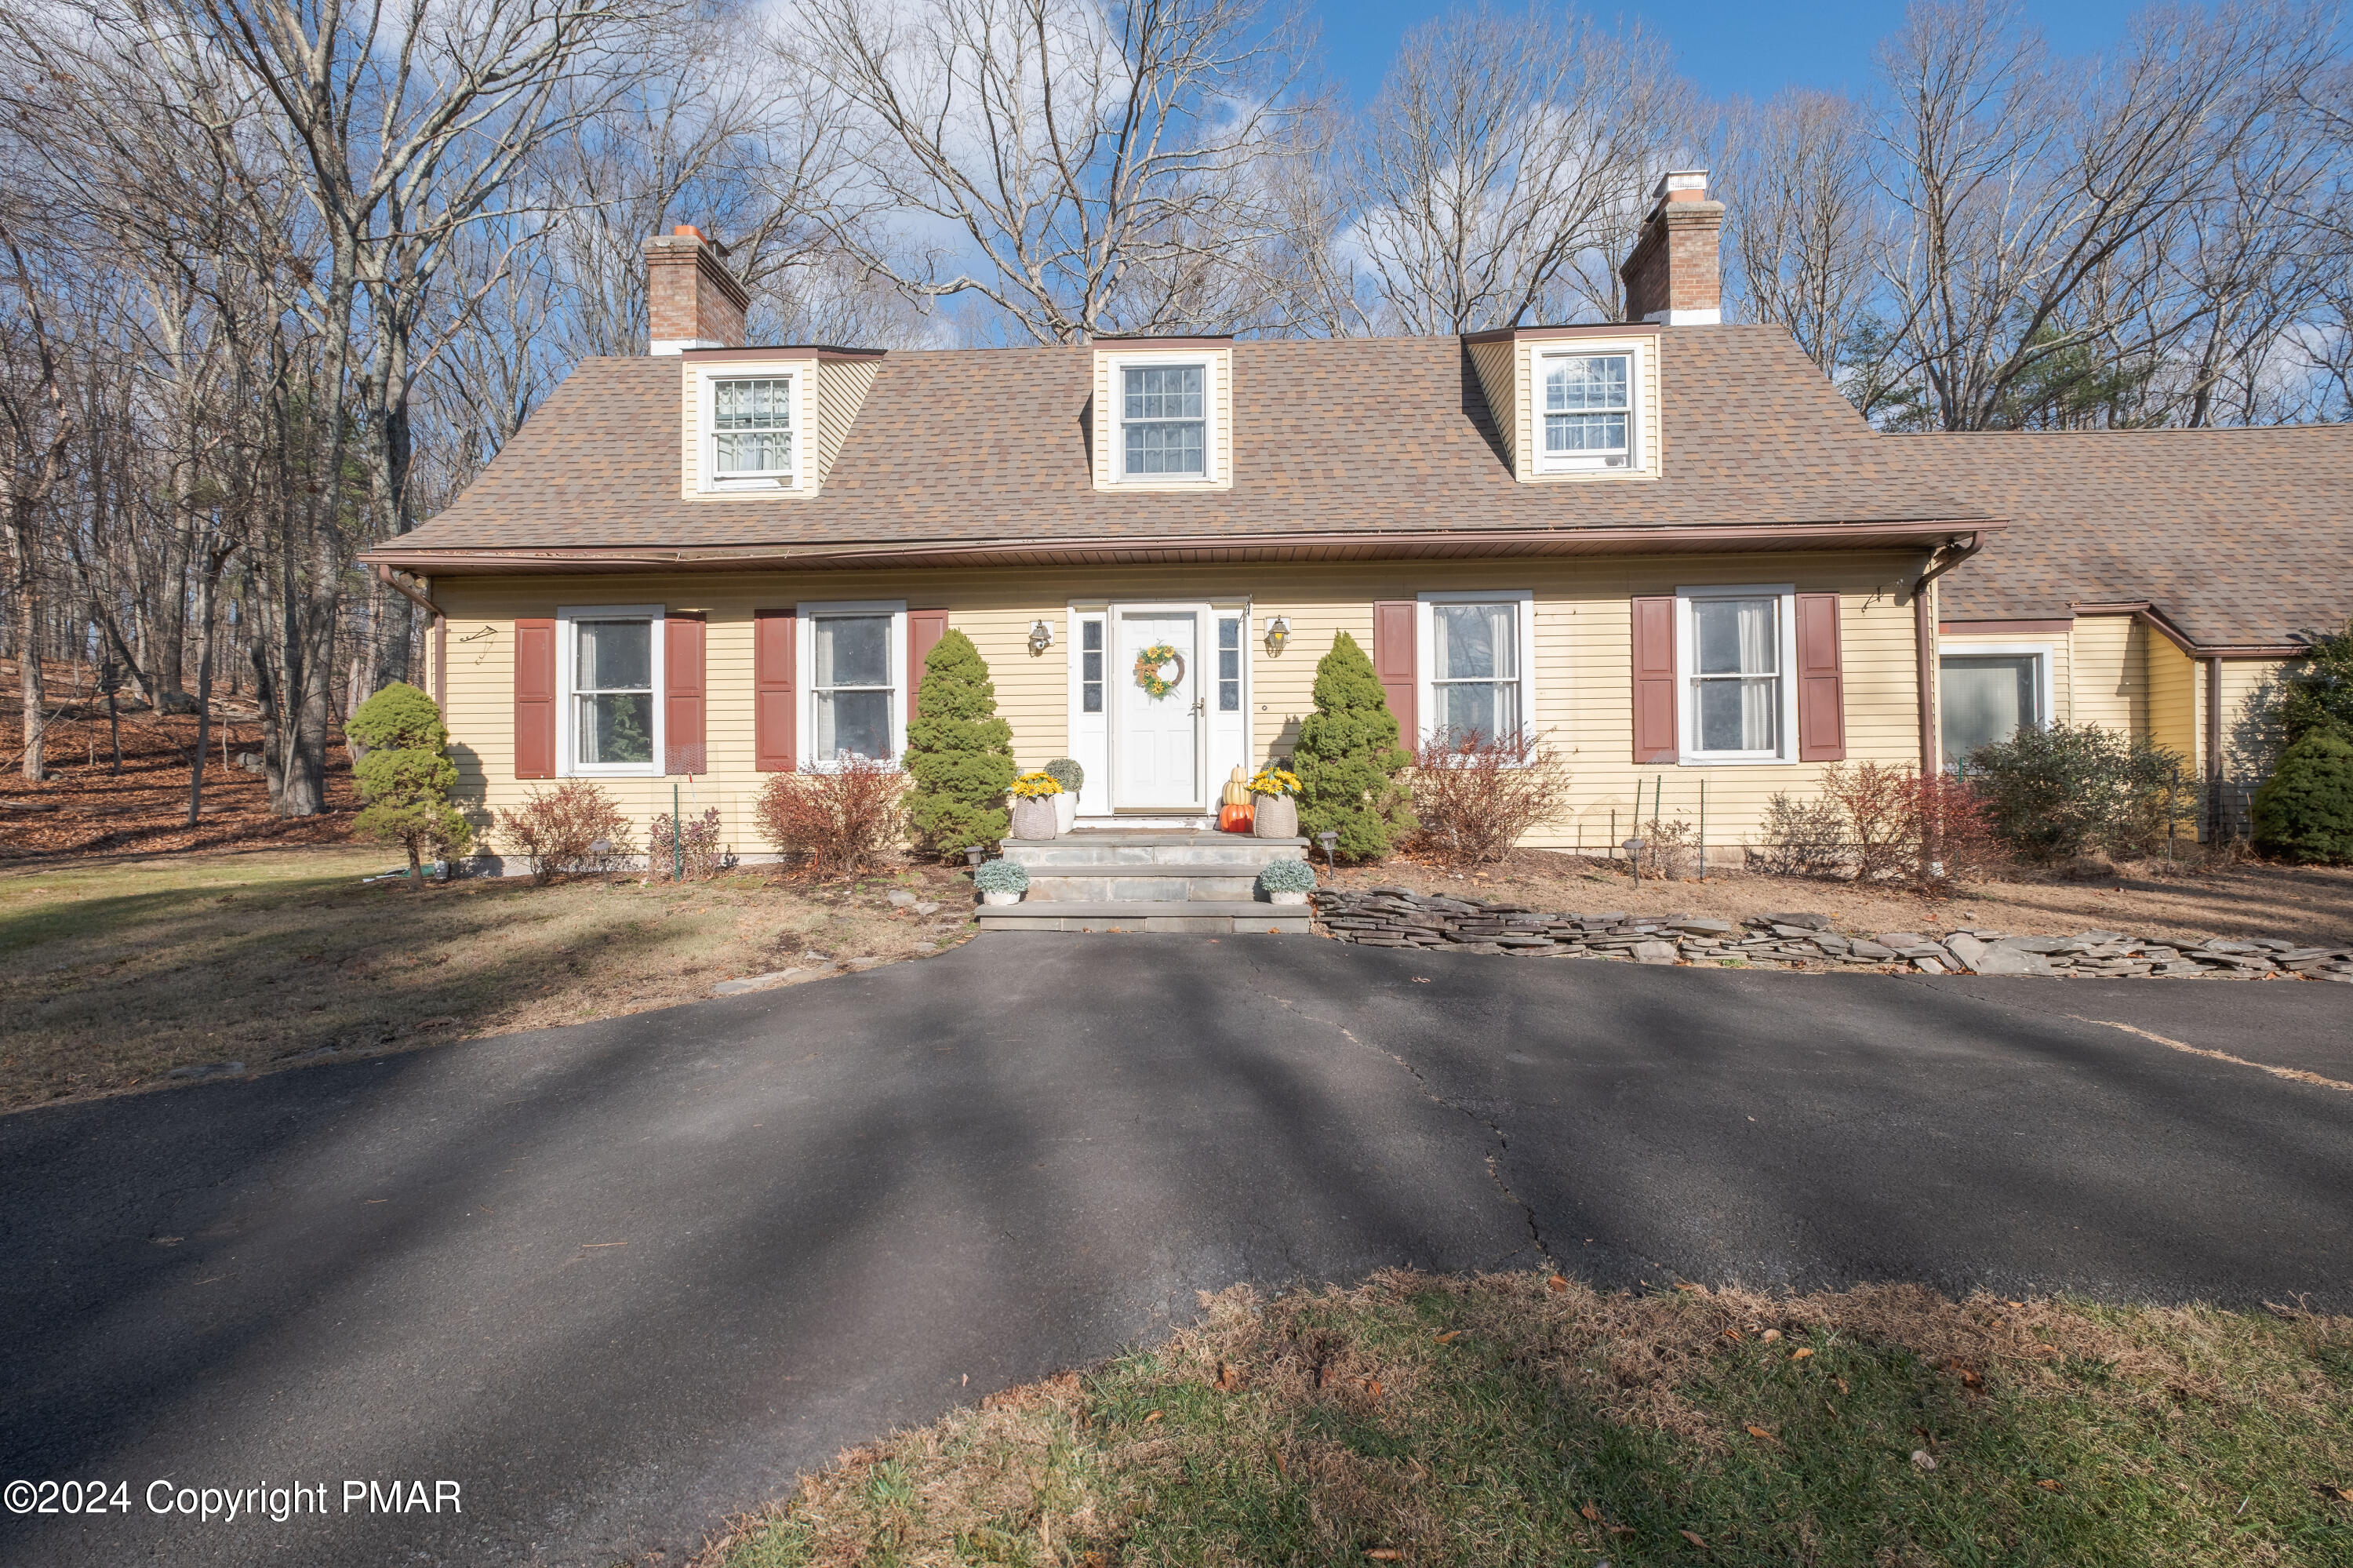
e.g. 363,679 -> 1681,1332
1894,427 -> 2353,652
385,329 -> 1982,564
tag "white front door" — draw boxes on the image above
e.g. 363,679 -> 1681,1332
1115,609 -> 1202,810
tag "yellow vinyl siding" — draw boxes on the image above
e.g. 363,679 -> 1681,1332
814,357 -> 881,485
1466,337 -> 1518,469
435,551 -> 1928,861
2068,614 -> 2146,734
2144,631 -> 2198,768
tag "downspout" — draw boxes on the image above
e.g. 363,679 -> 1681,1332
2204,654 -> 2224,842
372,562 -> 446,709
1911,532 -> 1984,774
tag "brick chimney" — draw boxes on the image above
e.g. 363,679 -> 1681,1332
1619,169 -> 1723,326
643,225 -> 747,354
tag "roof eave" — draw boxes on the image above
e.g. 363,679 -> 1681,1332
362,518 -> 2000,577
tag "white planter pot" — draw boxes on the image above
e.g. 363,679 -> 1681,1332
1053,792 -> 1077,834
981,890 -> 1024,906
1267,890 -> 1310,905
1253,795 -> 1299,839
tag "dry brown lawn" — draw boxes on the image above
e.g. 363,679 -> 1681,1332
0,846 -> 978,1111
1342,849 -> 2353,950
711,1271 -> 2353,1568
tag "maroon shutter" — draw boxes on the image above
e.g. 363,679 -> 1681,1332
1631,595 -> 1678,763
1795,591 -> 1846,762
1373,601 -> 1417,747
907,608 -> 949,708
664,613 -> 707,775
515,617 -> 556,779
754,609 -> 795,772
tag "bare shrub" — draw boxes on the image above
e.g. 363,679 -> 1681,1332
1752,791 -> 1846,876
755,756 -> 908,879
1405,731 -> 1572,866
1906,771 -> 2008,890
1640,817 -> 1694,880
646,806 -> 735,882
1820,761 -> 1915,882
493,781 -> 636,884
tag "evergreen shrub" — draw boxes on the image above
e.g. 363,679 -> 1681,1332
904,630 -> 1015,857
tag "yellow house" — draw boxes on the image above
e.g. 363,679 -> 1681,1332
362,178 -> 2005,911
1900,427 -> 2353,838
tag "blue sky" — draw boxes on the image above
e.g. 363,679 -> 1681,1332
1314,0 -> 2151,103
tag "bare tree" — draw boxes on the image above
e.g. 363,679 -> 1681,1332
780,0 -> 1324,342
1341,6 -> 1689,334
0,225 -> 76,782
1871,0 -> 2329,431
1717,89 -> 1878,378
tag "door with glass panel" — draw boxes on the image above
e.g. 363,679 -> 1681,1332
1113,609 -> 1202,810
1690,596 -> 1782,756
574,618 -> 655,768
809,612 -> 894,762
1940,654 -> 2042,769
1430,601 -> 1522,747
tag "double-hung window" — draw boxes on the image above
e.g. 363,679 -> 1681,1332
808,610 -> 895,762
1677,587 -> 1796,762
1118,362 -> 1207,478
1417,591 -> 1534,750
711,376 -> 794,483
560,605 -> 664,777
1538,351 -> 1633,471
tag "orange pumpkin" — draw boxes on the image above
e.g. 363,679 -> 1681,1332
1219,801 -> 1255,833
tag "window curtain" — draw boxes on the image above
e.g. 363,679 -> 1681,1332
1735,600 -> 1775,751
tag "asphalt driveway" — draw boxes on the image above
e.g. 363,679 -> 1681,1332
2,937 -> 2348,1566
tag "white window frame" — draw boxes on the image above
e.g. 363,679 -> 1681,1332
1066,603 -> 1111,816
1415,590 -> 1536,752
557,603 -> 665,779
696,363 -> 807,492
1938,642 -> 2055,769
1106,353 -> 1217,485
1675,584 -> 1798,766
797,599 -> 907,769
1533,344 -> 1642,475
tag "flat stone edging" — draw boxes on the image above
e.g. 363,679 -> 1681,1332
1311,888 -> 2353,982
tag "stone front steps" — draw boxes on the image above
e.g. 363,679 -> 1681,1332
984,830 -> 1315,933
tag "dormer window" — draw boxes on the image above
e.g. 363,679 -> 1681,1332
712,377 -> 794,482
1539,351 -> 1632,471
1122,363 -> 1206,477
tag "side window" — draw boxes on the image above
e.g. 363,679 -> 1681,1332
1430,601 -> 1520,744
573,617 -> 654,767
1082,620 -> 1104,713
1217,617 -> 1241,711
809,613 -> 894,761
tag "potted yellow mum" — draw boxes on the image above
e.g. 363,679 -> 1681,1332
1008,770 -> 1064,839
1249,766 -> 1300,839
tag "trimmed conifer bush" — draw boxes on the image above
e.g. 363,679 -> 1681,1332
347,682 -> 472,885
904,628 -> 1016,857
1293,631 -> 1413,860
2252,729 -> 2353,864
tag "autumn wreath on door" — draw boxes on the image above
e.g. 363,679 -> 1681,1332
1133,643 -> 1185,699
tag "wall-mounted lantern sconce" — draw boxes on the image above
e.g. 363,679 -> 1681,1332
1264,615 -> 1291,653
1027,619 -> 1055,656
